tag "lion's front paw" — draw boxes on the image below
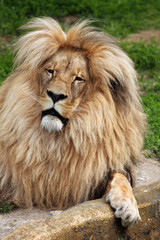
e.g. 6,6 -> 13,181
106,193 -> 141,227
105,173 -> 141,227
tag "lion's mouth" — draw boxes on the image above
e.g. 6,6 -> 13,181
42,108 -> 68,125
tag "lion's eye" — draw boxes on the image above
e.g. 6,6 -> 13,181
46,69 -> 54,75
74,76 -> 85,82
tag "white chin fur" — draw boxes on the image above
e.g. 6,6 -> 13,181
41,115 -> 63,132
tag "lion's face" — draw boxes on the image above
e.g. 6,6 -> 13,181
39,49 -> 89,132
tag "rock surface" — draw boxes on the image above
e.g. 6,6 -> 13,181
2,181 -> 160,240
135,157 -> 160,187
0,157 -> 160,239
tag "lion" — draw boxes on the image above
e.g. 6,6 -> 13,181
0,18 -> 146,227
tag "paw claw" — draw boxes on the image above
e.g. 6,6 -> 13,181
120,209 -> 141,227
108,197 -> 141,227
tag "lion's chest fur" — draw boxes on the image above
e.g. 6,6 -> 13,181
0,120 -> 108,208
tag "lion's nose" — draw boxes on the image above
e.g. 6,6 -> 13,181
47,90 -> 68,103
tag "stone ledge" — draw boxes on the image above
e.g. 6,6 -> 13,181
3,181 -> 160,240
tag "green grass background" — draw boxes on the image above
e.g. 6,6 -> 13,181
0,0 -> 160,212
0,0 -> 160,38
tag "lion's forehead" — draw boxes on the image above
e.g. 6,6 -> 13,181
49,50 -> 88,74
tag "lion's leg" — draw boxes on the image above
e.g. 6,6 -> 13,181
105,173 -> 141,227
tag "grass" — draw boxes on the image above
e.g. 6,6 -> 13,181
0,0 -> 160,38
0,201 -> 17,213
0,0 -> 160,213
0,43 -> 13,84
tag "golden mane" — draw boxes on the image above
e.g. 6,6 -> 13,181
0,18 -> 146,209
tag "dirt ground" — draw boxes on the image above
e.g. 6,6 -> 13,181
122,29 -> 160,43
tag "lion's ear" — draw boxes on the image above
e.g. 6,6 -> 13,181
89,45 -> 138,108
109,78 -> 133,107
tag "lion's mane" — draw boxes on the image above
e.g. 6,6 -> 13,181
0,18 -> 146,209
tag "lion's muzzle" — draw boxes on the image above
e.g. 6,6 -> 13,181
41,89 -> 69,132
42,108 -> 68,125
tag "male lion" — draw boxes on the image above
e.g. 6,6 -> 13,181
0,18 -> 146,227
